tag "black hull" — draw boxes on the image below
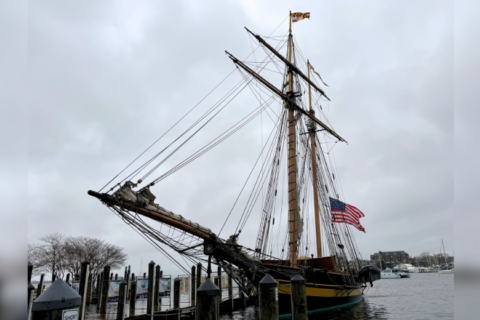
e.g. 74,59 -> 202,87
278,290 -> 363,316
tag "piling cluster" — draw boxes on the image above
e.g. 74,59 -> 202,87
27,260 -> 310,320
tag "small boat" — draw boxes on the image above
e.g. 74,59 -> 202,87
438,269 -> 454,274
392,268 -> 411,278
393,264 -> 415,275
438,240 -> 454,274
380,269 -> 401,279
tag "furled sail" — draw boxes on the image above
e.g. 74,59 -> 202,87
112,181 -> 214,236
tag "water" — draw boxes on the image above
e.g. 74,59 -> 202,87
85,273 -> 454,319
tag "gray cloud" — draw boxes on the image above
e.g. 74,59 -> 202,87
27,0 -> 455,278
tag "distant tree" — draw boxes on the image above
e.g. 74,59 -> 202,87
28,233 -> 66,280
28,233 -> 128,281
63,236 -> 127,279
419,252 -> 432,266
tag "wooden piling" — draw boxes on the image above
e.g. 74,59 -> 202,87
100,265 -> 111,314
28,283 -> 34,320
79,260 -> 90,320
227,272 -> 233,309
154,265 -> 160,308
28,261 -> 33,284
28,261 -> 34,320
96,271 -> 103,312
87,273 -> 93,305
115,273 -> 118,280
28,283 -> 35,301
27,262 -> 34,319
191,265 -> 196,306
196,262 -> 202,289
147,261 -> 156,317
37,273 -> 45,298
196,278 -> 220,320
110,273 -> 113,280
238,274 -> 245,308
52,273 -> 56,283
173,277 -> 181,309
126,266 -> 131,300
66,273 -> 71,286
117,280 -> 127,320
291,274 -> 307,320
129,273 -> 136,310
217,266 -> 222,293
96,273 -> 101,296
259,274 -> 278,320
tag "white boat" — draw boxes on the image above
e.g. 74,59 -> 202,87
438,240 -> 454,274
381,269 -> 401,279
438,269 -> 454,274
394,263 -> 416,273
392,267 -> 411,278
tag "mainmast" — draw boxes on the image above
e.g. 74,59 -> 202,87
308,60 -> 322,258
228,16 -> 348,266
287,12 -> 298,266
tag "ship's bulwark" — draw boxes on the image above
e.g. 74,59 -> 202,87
278,290 -> 363,316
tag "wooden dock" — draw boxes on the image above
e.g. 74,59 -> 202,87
125,296 -> 255,319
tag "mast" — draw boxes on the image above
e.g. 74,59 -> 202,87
287,11 -> 298,266
308,60 -> 322,258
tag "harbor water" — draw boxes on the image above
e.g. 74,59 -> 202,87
84,273 -> 453,319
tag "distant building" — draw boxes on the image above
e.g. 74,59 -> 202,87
370,251 -> 410,264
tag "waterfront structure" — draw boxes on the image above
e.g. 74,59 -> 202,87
371,251 -> 410,265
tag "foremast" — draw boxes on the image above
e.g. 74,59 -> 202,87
307,60 -> 323,258
286,11 -> 299,267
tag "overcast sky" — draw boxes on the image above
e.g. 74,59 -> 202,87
24,0 -> 459,279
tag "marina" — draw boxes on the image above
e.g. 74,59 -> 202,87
28,257 -> 453,320
25,2 -> 455,319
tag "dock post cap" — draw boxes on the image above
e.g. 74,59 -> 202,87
32,278 -> 81,311
259,273 -> 277,286
197,278 -> 220,296
28,261 -> 33,267
149,260 -> 155,265
82,260 -> 90,264
291,274 -> 305,283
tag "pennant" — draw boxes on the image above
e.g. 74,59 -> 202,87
291,12 -> 310,23
309,64 -> 329,87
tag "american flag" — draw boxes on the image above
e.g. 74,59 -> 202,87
329,197 -> 366,233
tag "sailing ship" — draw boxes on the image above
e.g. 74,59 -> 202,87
88,12 -> 380,315
438,239 -> 454,274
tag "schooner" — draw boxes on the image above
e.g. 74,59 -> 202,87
89,11 -> 380,315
